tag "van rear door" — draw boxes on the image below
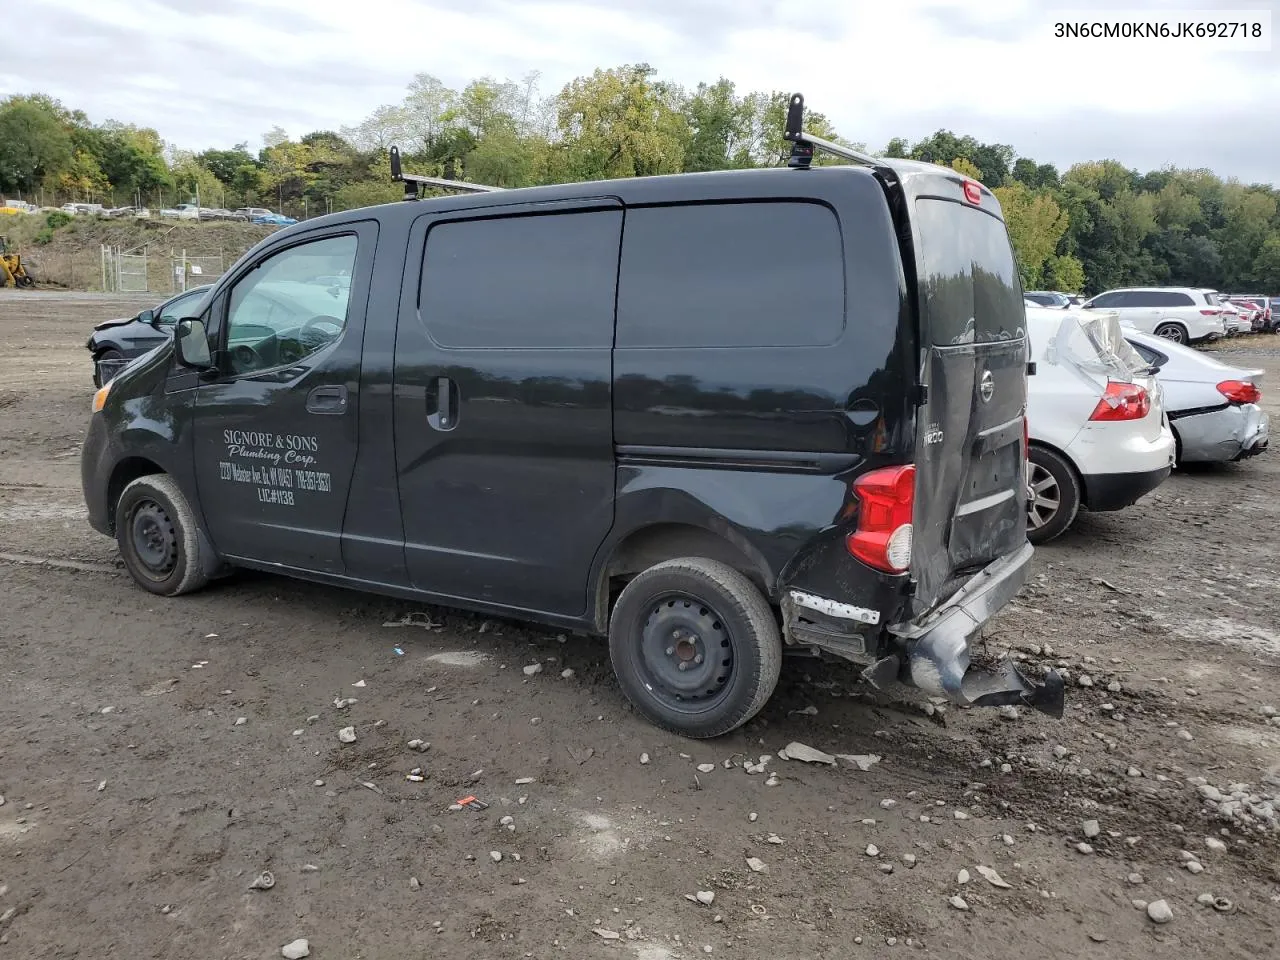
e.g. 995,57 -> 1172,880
904,185 -> 1029,615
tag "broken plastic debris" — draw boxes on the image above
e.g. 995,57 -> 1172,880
352,680 -> 367,688
455,795 -> 488,810
836,754 -> 882,772
382,612 -> 441,629
778,742 -> 836,765
248,870 -> 275,890
976,866 -> 1012,889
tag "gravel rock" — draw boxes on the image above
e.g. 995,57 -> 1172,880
1204,837 -> 1227,853
1107,682 -> 1122,693
281,940 -> 311,960
1147,900 -> 1173,924
1262,706 -> 1277,718
1082,820 -> 1100,838
560,668 -> 575,679
1196,893 -> 1216,905
640,753 -> 650,765
954,810 -> 971,820
489,850 -> 503,863
999,706 -> 1019,721
1076,842 -> 1094,855
976,866 -> 1011,889
879,863 -> 894,874
880,799 -> 897,809
903,854 -> 917,867
1128,873 -> 1144,884
695,891 -> 715,905
1078,675 -> 1093,688
865,844 -> 880,857
1177,730 -> 1194,741
1186,861 -> 1204,874
949,895 -> 969,911
1127,767 -> 1143,778
522,662 -> 543,676
337,726 -> 356,744
1052,745 -> 1069,759
697,764 -> 716,773
746,857 -> 768,873
409,877 -> 421,890
748,812 -> 758,822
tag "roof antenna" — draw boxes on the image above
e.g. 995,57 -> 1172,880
389,145 -> 505,199
782,93 -> 884,169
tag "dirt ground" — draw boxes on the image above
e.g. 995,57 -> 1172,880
1,292 -> 1277,960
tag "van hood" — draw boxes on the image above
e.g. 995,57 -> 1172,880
93,315 -> 139,331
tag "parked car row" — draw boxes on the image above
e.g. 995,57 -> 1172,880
0,200 -> 297,227
1021,299 -> 1268,543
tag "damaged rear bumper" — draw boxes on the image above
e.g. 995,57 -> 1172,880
882,542 -> 1063,716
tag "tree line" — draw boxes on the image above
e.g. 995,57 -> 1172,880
2,64 -> 1277,294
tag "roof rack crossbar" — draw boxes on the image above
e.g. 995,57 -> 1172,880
782,93 -> 883,170
389,145 -> 504,199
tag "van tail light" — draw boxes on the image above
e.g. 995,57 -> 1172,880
1217,379 -> 1261,404
846,465 -> 915,574
963,180 -> 982,204
1200,309 -> 1221,316
1088,381 -> 1150,421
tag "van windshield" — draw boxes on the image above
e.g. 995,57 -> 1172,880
914,199 -> 1025,346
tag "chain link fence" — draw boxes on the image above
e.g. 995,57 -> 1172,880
170,250 -> 226,292
101,244 -> 150,292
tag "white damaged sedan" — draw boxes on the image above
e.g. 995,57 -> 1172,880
1123,330 -> 1269,464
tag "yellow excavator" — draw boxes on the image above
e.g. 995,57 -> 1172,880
0,237 -> 35,287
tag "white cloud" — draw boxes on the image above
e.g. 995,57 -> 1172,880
2,0 -> 1276,181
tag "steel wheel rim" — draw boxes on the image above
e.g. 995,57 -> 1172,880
637,592 -> 736,713
130,498 -> 178,579
1027,463 -> 1060,529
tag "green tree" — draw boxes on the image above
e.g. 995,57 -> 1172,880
0,96 -> 73,191
1252,236 -> 1280,290
552,64 -> 689,181
197,144 -> 256,183
993,181 -> 1069,287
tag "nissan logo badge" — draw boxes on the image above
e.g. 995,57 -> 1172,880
979,370 -> 995,403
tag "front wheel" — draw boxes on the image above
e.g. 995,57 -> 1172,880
115,474 -> 213,596
1154,322 -> 1188,344
1026,446 -> 1082,545
608,558 -> 782,739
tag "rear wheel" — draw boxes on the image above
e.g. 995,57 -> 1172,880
115,474 -> 212,596
1026,446 -> 1081,544
608,558 -> 781,739
1154,322 -> 1188,344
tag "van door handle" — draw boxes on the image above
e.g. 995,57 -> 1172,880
306,384 -> 348,415
429,376 -> 458,431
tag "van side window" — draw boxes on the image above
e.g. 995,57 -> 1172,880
615,202 -> 845,348
420,210 -> 623,349
225,234 -> 358,375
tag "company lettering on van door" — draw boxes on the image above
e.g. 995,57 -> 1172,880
218,429 -> 331,506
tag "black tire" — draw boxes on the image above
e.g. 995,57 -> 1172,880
115,474 -> 212,596
1154,322 -> 1188,344
16,274 -> 34,288
1026,446 -> 1081,545
608,557 -> 782,739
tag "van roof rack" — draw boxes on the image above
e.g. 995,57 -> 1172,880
782,93 -> 883,170
390,146 -> 504,199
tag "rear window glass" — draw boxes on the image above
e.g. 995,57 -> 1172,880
1203,291 -> 1220,305
914,199 -> 1025,345
615,201 -> 845,348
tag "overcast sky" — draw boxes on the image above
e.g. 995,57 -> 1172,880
6,0 -> 1278,184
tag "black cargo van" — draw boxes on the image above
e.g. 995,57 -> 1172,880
82,98 -> 1063,738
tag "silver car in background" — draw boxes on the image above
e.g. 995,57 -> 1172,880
1124,330 -> 1268,463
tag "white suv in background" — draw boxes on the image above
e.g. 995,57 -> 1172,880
1079,287 -> 1225,344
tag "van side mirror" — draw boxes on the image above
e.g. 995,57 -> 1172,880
138,308 -> 156,326
174,318 -> 213,369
